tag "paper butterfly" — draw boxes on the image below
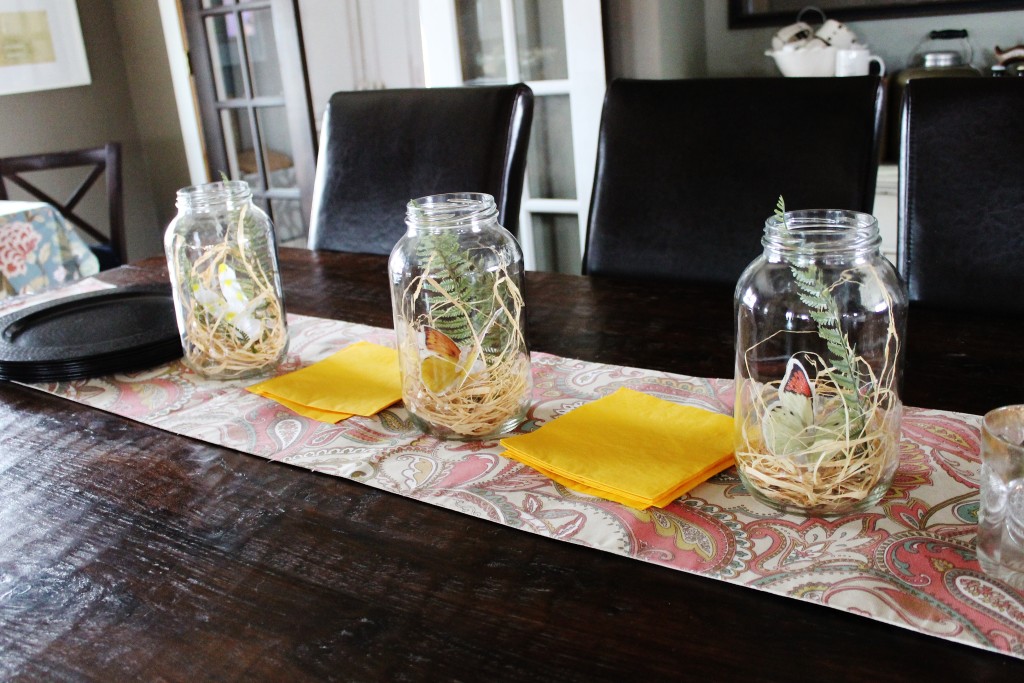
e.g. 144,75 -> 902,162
419,326 -> 478,394
762,356 -> 844,460
423,325 -> 459,361
781,356 -> 814,400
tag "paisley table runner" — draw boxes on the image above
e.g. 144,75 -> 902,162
24,310 -> 1024,660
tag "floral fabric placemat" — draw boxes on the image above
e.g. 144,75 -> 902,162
23,310 -> 1024,659
0,202 -> 100,300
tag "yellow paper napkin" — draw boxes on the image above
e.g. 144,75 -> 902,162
247,341 -> 401,423
500,387 -> 735,509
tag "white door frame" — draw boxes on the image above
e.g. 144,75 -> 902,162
419,0 -> 605,271
158,0 -> 208,185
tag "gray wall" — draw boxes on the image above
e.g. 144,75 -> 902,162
604,1 -> 1023,79
0,0 -> 189,262
703,2 -> 1024,77
605,0 -> 707,79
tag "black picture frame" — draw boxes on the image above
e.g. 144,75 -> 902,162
728,0 -> 1024,28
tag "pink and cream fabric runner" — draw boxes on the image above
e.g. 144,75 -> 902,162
21,305 -> 1024,660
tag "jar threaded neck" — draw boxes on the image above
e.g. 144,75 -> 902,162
764,209 -> 881,258
406,192 -> 498,230
176,180 -> 252,212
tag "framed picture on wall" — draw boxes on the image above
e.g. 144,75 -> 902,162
0,0 -> 91,96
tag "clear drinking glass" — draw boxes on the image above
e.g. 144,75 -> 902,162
978,405 -> 1024,588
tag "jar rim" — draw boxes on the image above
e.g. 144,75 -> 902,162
176,180 -> 252,206
764,209 -> 881,254
406,192 -> 497,228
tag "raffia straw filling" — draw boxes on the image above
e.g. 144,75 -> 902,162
173,204 -> 287,376
400,250 -> 529,438
736,265 -> 902,513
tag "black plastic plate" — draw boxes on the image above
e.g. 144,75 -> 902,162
0,284 -> 183,381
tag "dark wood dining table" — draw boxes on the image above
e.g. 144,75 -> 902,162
2,247 -> 1022,681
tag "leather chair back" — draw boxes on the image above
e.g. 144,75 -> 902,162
583,77 -> 884,284
308,85 -> 533,255
898,77 -> 1024,312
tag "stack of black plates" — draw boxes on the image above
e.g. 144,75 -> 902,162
0,284 -> 184,382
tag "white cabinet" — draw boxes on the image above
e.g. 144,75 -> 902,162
299,0 -> 425,125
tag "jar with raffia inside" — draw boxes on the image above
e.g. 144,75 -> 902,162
164,180 -> 288,380
389,192 -> 531,439
734,205 -> 907,515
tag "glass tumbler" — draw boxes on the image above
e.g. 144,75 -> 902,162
978,405 -> 1024,588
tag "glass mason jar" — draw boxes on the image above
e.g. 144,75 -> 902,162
164,180 -> 288,380
389,192 -> 531,439
734,209 -> 907,515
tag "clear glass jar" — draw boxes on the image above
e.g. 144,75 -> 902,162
389,193 -> 531,439
164,180 -> 288,380
734,209 -> 907,515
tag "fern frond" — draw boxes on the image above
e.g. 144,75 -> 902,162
818,326 -> 845,346
414,229 -> 516,348
776,195 -> 864,425
829,343 -> 852,363
809,311 -> 833,327
793,266 -> 819,287
799,292 -> 829,311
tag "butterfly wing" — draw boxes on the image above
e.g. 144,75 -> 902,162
420,327 -> 465,394
781,357 -> 814,400
423,326 -> 460,362
762,357 -> 817,456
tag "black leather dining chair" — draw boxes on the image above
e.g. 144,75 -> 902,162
583,77 -> 884,284
307,85 -> 533,255
0,142 -> 125,270
898,77 -> 1024,312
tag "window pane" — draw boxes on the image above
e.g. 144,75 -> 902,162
531,214 -> 580,274
271,198 -> 306,245
219,107 -> 255,179
513,0 -> 567,81
528,95 -> 575,199
241,9 -> 283,98
255,106 -> 295,190
205,14 -> 244,100
455,0 -> 506,84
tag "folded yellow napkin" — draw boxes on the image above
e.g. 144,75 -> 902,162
500,387 -> 735,509
247,341 -> 401,423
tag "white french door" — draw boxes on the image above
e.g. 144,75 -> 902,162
418,0 -> 605,273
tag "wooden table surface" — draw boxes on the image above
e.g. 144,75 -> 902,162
1,248 -> 1022,681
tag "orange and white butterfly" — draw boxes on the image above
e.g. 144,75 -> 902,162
417,326 -> 479,394
763,356 -> 847,460
781,356 -> 814,400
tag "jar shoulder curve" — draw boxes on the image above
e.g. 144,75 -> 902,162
871,254 -> 909,304
391,225 -> 523,270
735,253 -> 907,329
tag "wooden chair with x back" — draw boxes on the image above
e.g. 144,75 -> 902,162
0,142 -> 126,270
